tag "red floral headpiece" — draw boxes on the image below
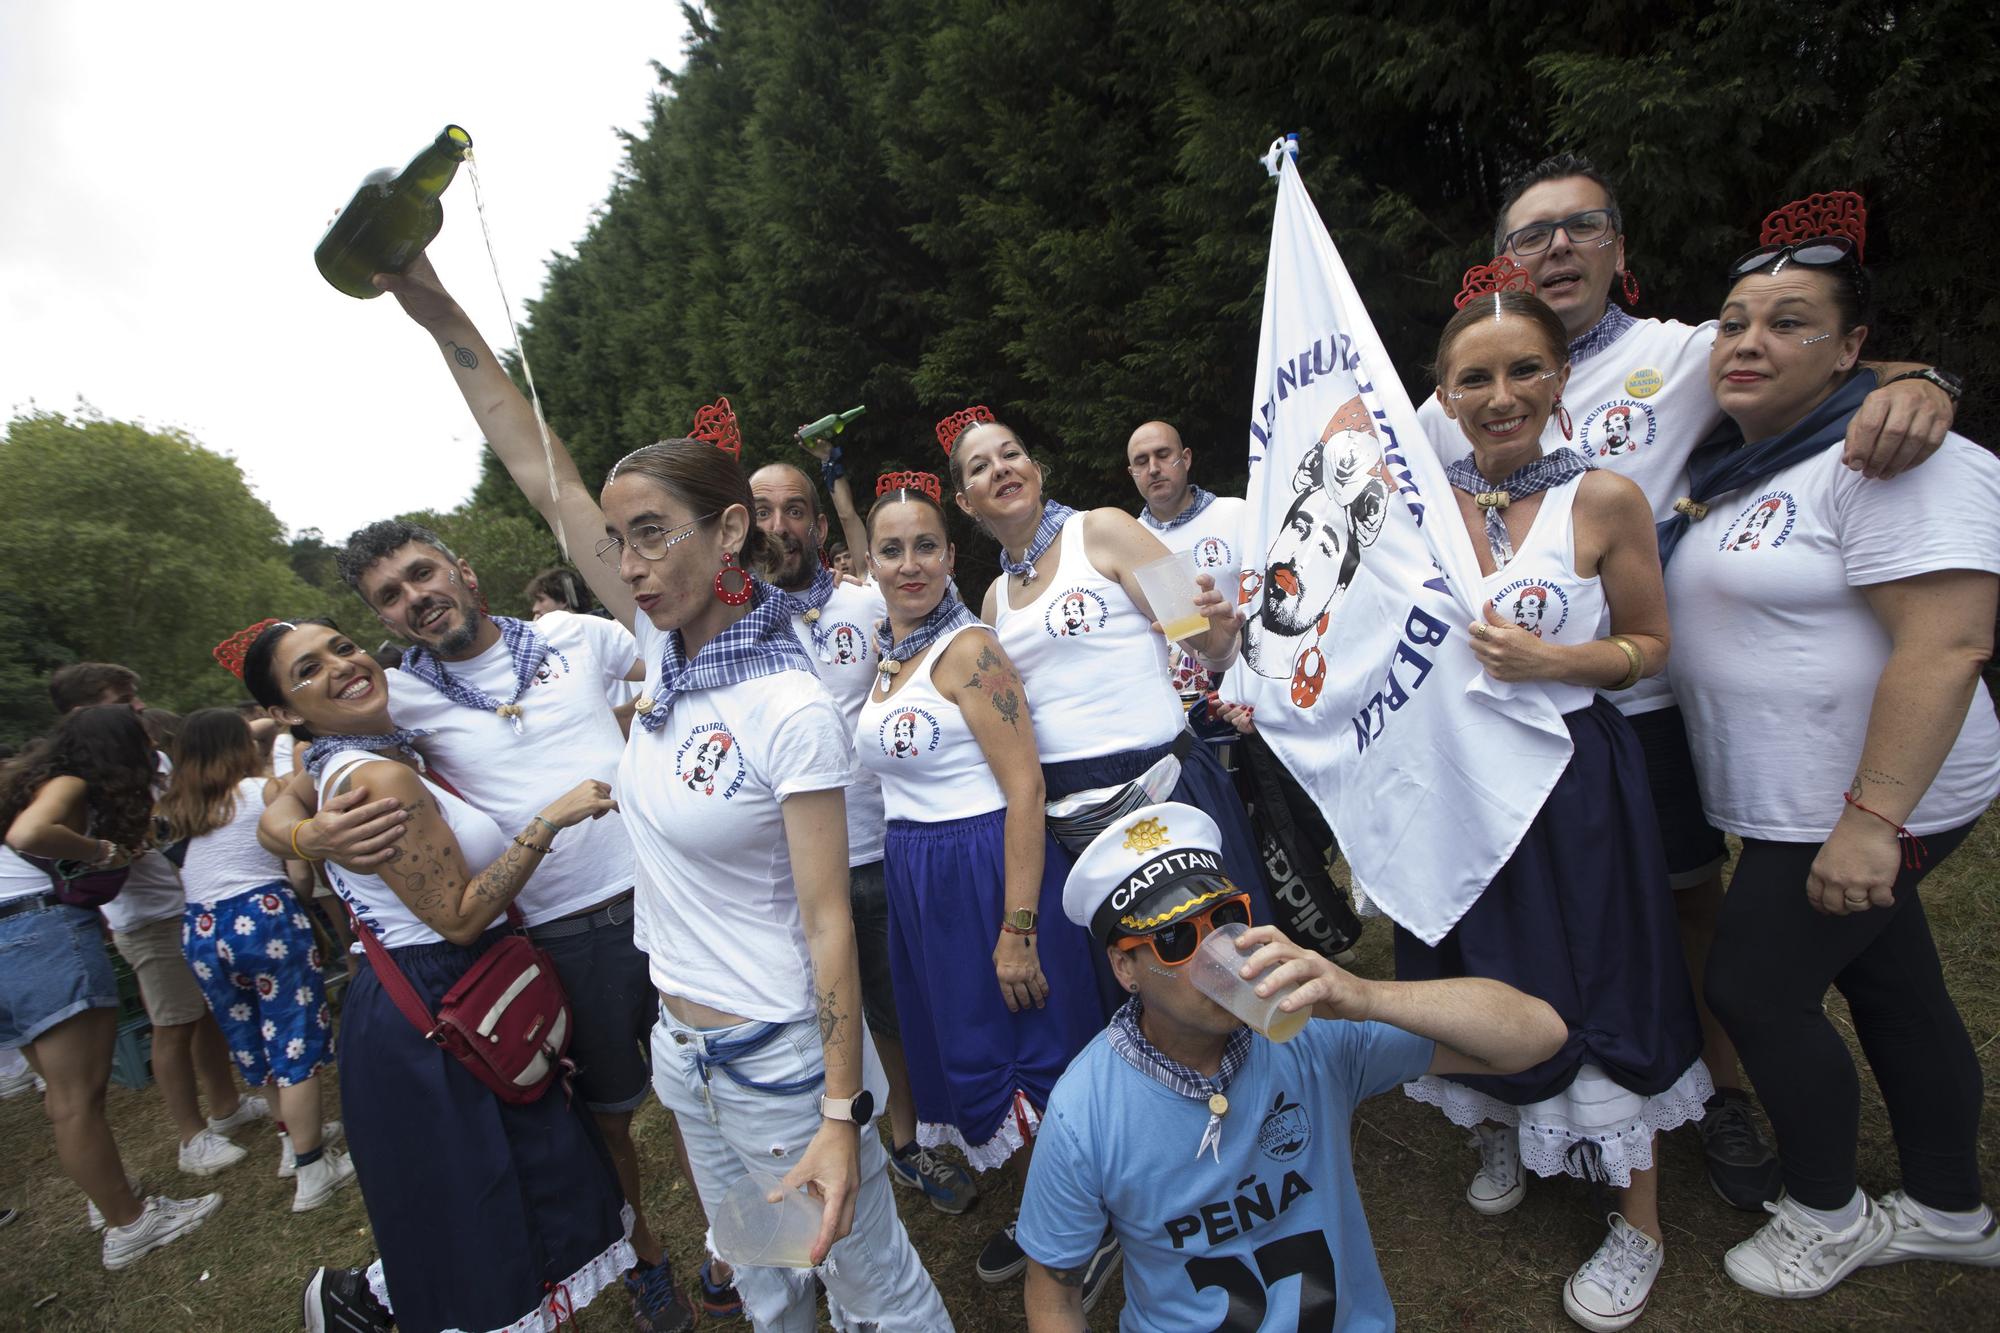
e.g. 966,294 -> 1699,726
214,619 -> 285,679
875,471 -> 943,502
934,405 -> 995,455
1454,256 -> 1538,310
689,396 -> 741,457
1759,191 -> 1867,263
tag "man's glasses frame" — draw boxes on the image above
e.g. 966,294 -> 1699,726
1115,892 -> 1253,967
1501,208 -> 1620,258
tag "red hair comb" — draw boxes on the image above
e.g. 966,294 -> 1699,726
934,405 -> 995,455
1759,191 -> 1867,263
689,396 -> 741,457
875,471 -> 943,502
214,619 -> 283,679
1454,256 -> 1538,309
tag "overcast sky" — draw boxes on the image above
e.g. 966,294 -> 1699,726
0,1 -> 690,540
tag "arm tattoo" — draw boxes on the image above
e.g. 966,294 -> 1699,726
815,986 -> 847,1049
1849,767 -> 1907,802
444,339 -> 478,369
1046,1264 -> 1089,1288
965,645 -> 1025,729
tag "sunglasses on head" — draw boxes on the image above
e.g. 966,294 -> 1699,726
1115,892 -> 1252,967
1728,235 -> 1858,281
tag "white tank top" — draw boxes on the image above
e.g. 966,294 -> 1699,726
1477,477 -> 1606,715
316,749 -> 509,949
994,512 -> 1184,762
181,780 -> 290,908
856,623 -> 1008,823
0,845 -> 50,906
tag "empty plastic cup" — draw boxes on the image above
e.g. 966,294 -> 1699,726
1135,550 -> 1210,644
1187,922 -> 1309,1042
711,1169 -> 823,1269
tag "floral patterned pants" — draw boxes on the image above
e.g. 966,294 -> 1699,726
183,883 -> 330,1087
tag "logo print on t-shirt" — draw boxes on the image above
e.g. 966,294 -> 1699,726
1258,1091 -> 1313,1162
1044,587 -> 1110,638
877,707 -> 942,760
674,724 -> 746,799
822,622 -> 870,667
1718,492 -> 1798,553
1493,578 -> 1570,639
1190,536 -> 1234,570
530,647 -> 573,688
1579,399 -> 1657,458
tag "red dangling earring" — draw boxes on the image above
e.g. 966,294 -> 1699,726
1555,398 -> 1574,440
1620,269 -> 1641,307
713,551 -> 753,606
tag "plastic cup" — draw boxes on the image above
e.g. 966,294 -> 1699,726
711,1169 -> 823,1269
1136,550 -> 1209,644
1186,922 -> 1309,1042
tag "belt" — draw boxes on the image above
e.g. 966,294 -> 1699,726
0,893 -> 63,922
524,890 -> 635,941
675,1018 -> 825,1097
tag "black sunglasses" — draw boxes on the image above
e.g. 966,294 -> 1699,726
1728,235 -> 1858,281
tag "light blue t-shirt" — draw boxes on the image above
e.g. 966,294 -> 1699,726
1018,1018 -> 1432,1332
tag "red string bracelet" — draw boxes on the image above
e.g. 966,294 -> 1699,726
1843,792 -> 1929,869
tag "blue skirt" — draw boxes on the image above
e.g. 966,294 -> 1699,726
883,809 -> 1106,1171
340,929 -> 631,1333
1394,698 -> 1703,1104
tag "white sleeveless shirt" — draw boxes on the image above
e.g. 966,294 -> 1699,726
316,749 -> 509,950
1476,477 -> 1606,716
181,779 -> 289,908
856,623 -> 1007,823
993,512 -> 1184,762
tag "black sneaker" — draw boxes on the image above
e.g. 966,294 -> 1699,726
888,1141 -> 979,1215
975,1220 -> 1028,1285
624,1254 -> 695,1333
1700,1088 -> 1782,1211
1080,1227 -> 1123,1314
302,1266 -> 395,1332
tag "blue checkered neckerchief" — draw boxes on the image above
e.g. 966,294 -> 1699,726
303,731 -> 435,783
792,564 -> 839,656
999,500 -> 1079,584
1139,486 -> 1217,533
1107,995 -> 1252,1162
1444,446 -> 1594,569
634,579 -> 816,734
398,616 -> 548,735
874,588 -> 978,682
1568,304 -> 1637,367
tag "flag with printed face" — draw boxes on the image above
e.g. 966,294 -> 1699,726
1222,152 -> 1574,944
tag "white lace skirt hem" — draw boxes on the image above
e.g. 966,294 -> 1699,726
1404,1060 -> 1713,1187
367,1205 -> 638,1332
915,1091 -> 1041,1173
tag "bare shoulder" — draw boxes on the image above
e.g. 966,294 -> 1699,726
333,758 -> 424,806
1577,468 -> 1651,521
939,623 -> 1006,675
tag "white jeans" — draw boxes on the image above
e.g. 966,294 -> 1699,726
650,1012 -> 953,1332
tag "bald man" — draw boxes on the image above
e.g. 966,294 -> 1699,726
1126,422 -> 1246,703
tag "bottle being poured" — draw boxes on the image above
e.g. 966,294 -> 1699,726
315,125 -> 472,299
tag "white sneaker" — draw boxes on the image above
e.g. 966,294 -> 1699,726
279,1121 -> 344,1177
101,1193 -> 221,1270
1564,1214 -> 1663,1331
0,1064 -> 36,1099
292,1149 -> 358,1212
1466,1124 -> 1525,1216
206,1093 -> 272,1137
178,1128 -> 249,1177
85,1173 -> 143,1230
1724,1192 -> 1891,1297
1864,1190 -> 2000,1269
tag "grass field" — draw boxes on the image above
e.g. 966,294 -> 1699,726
2,816 -> 1995,1331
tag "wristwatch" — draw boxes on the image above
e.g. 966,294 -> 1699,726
1003,907 -> 1039,933
1885,367 -> 1964,403
819,1090 -> 875,1124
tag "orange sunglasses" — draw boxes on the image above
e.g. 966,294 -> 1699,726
1114,892 -> 1252,967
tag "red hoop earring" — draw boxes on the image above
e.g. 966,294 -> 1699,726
1620,269 -> 1640,307
1556,399 -> 1574,441
713,552 -> 753,606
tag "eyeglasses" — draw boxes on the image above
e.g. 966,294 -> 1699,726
1115,891 -> 1252,967
1445,367 -> 1559,402
594,512 -> 717,568
1501,208 -> 1619,257
1727,235 -> 1857,281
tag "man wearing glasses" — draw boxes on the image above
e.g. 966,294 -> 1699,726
1018,802 -> 1565,1331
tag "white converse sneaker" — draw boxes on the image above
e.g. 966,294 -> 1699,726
86,1173 -> 143,1230
1466,1123 -> 1525,1216
292,1149 -> 358,1212
101,1193 -> 221,1270
1724,1192 -> 1891,1297
178,1128 -> 249,1177
1564,1214 -> 1663,1331
1863,1190 -> 2000,1269
279,1121 -> 344,1177
206,1093 -> 272,1137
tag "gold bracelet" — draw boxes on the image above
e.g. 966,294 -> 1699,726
511,836 -> 554,856
1608,636 -> 1644,690
288,819 -> 323,863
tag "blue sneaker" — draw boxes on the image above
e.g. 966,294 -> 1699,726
888,1141 -> 978,1215
623,1255 -> 694,1333
699,1258 -> 745,1321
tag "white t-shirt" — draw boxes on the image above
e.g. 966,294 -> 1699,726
270,731 -> 298,779
0,845 -> 50,906
101,752 -> 184,932
386,614 -> 639,926
1145,494 -> 1247,700
1668,434 -> 2000,839
787,579 -> 887,867
620,619 -> 858,1023
1419,312 -> 1719,717
181,779 -> 289,908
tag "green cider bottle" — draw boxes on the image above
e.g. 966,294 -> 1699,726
314,125 -> 472,299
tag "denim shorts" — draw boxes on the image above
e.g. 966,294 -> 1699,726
0,901 -> 119,1048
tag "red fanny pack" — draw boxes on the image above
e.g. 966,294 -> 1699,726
23,854 -> 130,909
353,909 -> 573,1105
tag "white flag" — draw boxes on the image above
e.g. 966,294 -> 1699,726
1223,152 -> 1574,944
